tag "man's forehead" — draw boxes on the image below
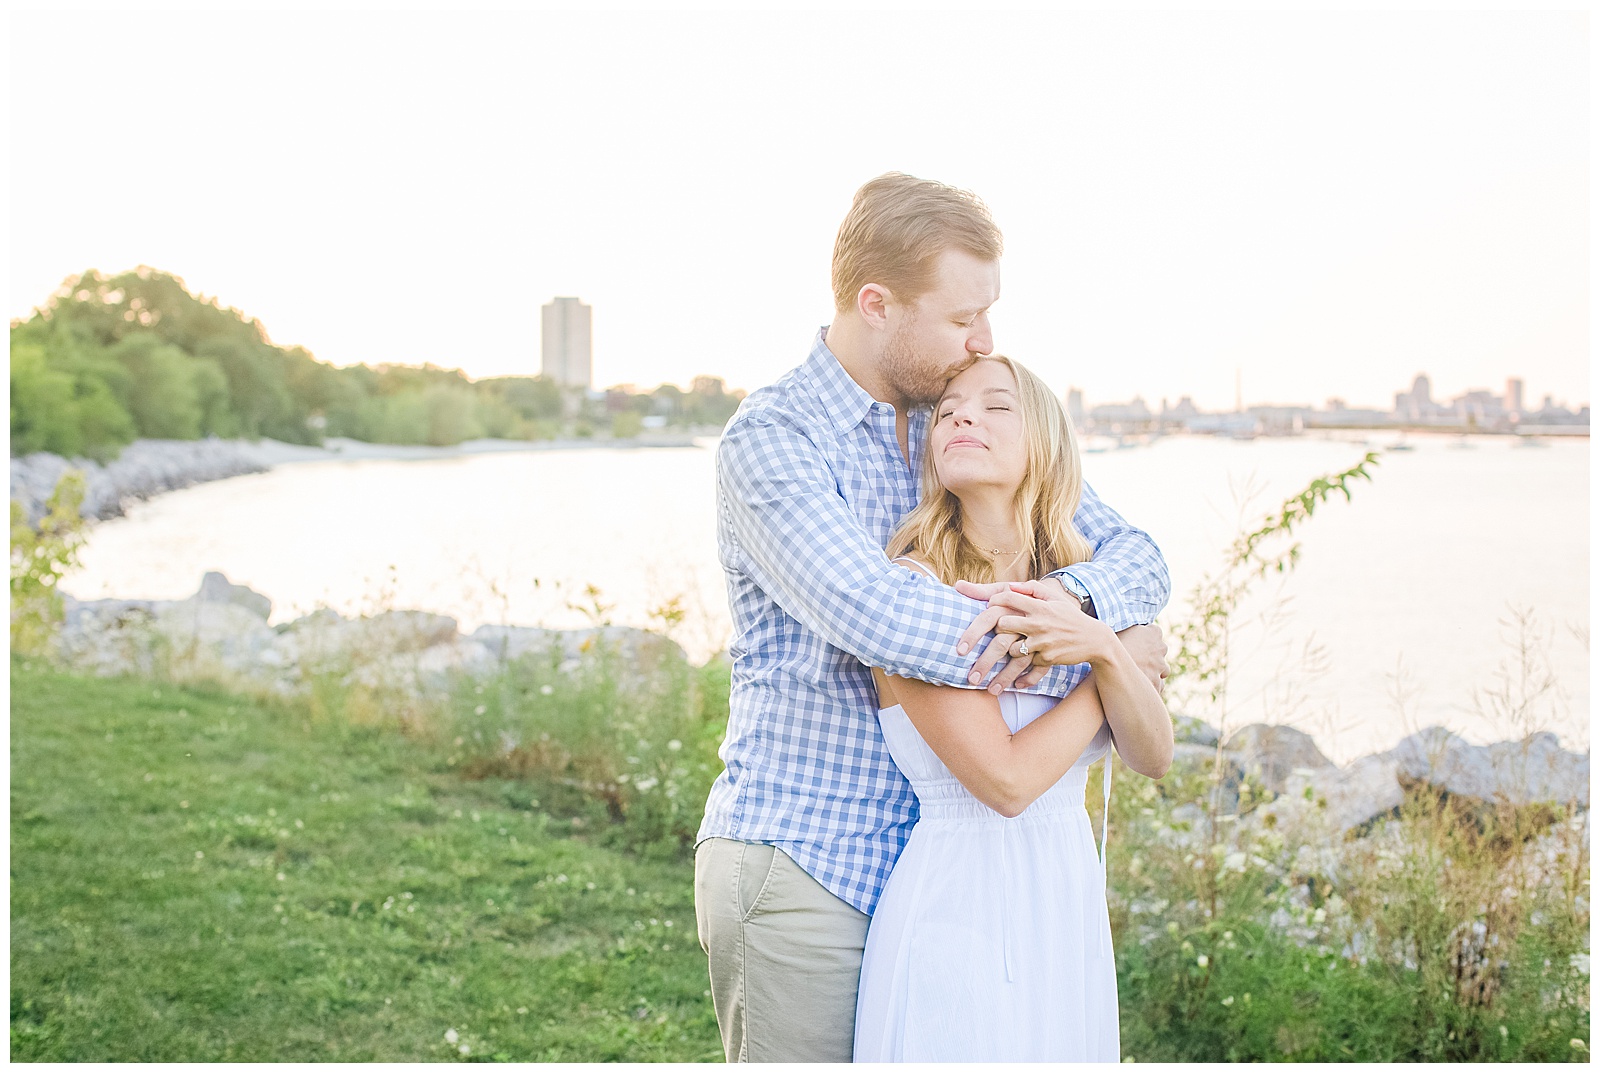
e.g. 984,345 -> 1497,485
929,249 -> 1000,309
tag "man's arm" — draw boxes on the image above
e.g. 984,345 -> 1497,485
718,415 -> 1001,687
1049,481 -> 1170,632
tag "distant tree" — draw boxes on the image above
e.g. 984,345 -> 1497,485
105,334 -> 214,439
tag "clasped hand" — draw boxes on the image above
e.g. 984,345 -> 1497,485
954,578 -> 1169,695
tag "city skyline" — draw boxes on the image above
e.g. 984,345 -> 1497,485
9,11 -> 1587,412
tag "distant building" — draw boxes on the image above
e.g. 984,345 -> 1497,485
1066,388 -> 1085,427
1451,389 -> 1504,426
541,297 -> 593,389
1505,378 -> 1524,418
1393,375 -> 1436,422
1087,396 -> 1153,431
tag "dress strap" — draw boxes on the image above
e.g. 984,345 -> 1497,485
1099,752 -> 1113,872
890,555 -> 937,576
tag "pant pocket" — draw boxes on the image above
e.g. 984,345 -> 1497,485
737,842 -> 780,922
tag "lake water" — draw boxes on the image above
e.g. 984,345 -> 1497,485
65,432 -> 1589,764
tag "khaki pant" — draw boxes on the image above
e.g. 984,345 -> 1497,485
694,838 -> 870,1063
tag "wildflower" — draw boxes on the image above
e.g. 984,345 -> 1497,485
294,819 -> 304,829
1197,954 -> 1209,968
277,872 -> 286,881
459,1045 -> 470,1055
474,705 -> 487,715
1313,907 -> 1327,924
667,739 -> 683,752
1221,996 -> 1234,1006
445,1028 -> 459,1043
1571,1039 -> 1587,1052
195,851 -> 204,859
540,685 -> 554,696
517,1007 -> 528,1014
1499,1026 -> 1508,1039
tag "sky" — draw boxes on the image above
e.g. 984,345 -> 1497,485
8,9 -> 1589,412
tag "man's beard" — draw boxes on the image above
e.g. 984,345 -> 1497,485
881,318 -> 953,406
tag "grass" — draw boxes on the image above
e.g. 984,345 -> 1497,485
9,662 -> 722,1062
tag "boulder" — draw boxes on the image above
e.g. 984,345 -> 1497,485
1391,726 -> 1588,807
1172,714 -> 1221,747
1223,723 -> 1336,795
194,571 -> 271,620
1283,753 -> 1406,831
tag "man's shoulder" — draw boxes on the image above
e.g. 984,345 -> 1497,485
720,364 -> 831,454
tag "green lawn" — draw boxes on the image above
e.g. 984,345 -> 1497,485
10,665 -> 722,1061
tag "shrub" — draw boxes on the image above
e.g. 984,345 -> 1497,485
10,471 -> 89,657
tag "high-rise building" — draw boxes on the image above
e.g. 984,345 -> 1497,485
541,297 -> 593,389
1066,388 -> 1084,427
1505,377 -> 1524,417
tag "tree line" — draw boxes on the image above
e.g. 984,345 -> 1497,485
10,268 -> 744,460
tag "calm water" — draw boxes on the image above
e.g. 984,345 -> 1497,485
66,433 -> 1588,763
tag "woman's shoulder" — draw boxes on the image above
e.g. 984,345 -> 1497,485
888,554 -> 936,577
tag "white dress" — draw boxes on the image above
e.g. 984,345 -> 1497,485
853,690 -> 1120,1062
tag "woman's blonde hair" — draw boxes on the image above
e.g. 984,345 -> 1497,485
831,172 -> 1003,313
886,355 -> 1093,585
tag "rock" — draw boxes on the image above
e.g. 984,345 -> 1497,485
153,599 -> 280,673
1223,723 -> 1336,795
10,438 -> 274,525
1283,753 -> 1406,831
470,624 -> 565,663
1391,726 -> 1589,807
194,572 -> 271,619
363,610 -> 460,652
1173,714 -> 1221,747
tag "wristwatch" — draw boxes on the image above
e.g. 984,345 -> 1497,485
1055,573 -> 1096,618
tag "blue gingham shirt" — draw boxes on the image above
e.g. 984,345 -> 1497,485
697,329 -> 1170,914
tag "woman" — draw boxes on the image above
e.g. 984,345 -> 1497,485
852,355 -> 1173,1063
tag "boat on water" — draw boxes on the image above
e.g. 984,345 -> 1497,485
1514,435 -> 1550,449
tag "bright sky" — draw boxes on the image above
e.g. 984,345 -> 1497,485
9,9 -> 1589,411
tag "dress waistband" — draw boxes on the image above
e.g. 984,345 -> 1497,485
914,782 -> 1088,823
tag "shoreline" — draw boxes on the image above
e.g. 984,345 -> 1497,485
10,432 -> 714,525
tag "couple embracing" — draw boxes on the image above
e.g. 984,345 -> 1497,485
693,173 -> 1175,1063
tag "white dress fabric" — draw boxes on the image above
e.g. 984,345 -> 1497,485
853,690 -> 1120,1062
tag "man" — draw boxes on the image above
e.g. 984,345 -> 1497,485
693,173 -> 1170,1062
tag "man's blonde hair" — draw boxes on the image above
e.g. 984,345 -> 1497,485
831,172 -> 1004,314
886,355 -> 1093,585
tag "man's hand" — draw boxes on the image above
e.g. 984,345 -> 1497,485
1115,623 -> 1169,692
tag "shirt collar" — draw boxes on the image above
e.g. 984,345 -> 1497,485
803,326 -> 884,435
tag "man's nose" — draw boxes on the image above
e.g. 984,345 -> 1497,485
967,322 -> 993,355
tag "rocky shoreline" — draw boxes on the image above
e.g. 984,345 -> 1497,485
10,433 -> 705,525
52,572 -> 1590,840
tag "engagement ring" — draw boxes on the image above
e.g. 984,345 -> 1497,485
1016,640 -> 1031,657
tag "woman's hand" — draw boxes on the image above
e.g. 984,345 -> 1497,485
980,578 -> 1118,665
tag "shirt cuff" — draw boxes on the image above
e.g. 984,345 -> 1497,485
1048,568 -> 1094,616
